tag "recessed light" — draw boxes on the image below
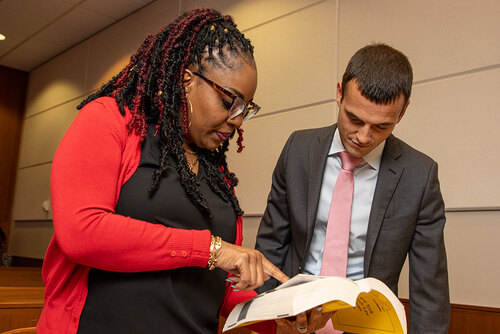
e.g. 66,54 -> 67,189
0,34 -> 6,41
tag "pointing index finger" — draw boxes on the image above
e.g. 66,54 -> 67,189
263,258 -> 289,284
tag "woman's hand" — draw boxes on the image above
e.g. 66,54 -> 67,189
215,241 -> 289,290
275,307 -> 334,334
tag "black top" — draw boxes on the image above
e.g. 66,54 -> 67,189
78,126 -> 236,334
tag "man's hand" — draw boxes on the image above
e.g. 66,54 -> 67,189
275,307 -> 333,334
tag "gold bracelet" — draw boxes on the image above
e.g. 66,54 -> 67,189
208,235 -> 222,270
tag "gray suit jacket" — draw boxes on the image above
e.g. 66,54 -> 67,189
255,124 -> 450,334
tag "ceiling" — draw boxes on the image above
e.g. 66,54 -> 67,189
0,0 -> 155,72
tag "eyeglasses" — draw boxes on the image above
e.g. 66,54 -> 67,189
192,72 -> 260,121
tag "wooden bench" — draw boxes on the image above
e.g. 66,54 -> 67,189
0,267 -> 44,332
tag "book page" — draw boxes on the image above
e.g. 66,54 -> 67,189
223,275 -> 407,334
291,277 -> 361,312
274,273 -> 328,289
330,290 -> 406,334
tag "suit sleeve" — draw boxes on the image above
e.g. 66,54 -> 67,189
50,99 -> 211,272
408,161 -> 450,333
255,133 -> 296,292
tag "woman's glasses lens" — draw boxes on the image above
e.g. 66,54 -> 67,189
229,98 -> 246,119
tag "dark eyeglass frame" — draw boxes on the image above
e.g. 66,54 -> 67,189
192,72 -> 260,121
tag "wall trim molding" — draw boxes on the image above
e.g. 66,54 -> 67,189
400,298 -> 500,333
445,206 -> 500,212
400,298 -> 500,313
8,256 -> 43,267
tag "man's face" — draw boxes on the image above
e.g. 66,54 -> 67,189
336,80 -> 409,157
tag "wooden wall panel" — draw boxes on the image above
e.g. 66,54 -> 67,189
401,299 -> 500,333
0,267 -> 44,332
0,65 -> 28,251
448,304 -> 500,333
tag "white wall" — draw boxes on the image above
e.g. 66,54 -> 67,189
9,0 -> 500,308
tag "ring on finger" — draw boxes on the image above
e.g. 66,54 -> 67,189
296,324 -> 307,333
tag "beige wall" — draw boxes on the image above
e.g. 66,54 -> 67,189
9,0 -> 500,308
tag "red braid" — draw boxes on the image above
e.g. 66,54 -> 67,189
236,128 -> 245,153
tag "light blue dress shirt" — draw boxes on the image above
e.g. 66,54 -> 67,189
303,129 -> 385,280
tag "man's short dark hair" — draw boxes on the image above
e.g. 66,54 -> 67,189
341,43 -> 413,105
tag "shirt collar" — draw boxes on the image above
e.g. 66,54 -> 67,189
329,128 -> 385,170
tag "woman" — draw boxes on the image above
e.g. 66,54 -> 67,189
37,8 -> 287,334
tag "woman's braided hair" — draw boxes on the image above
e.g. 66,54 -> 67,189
78,8 -> 255,218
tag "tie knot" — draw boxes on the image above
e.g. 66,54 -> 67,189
340,151 -> 363,171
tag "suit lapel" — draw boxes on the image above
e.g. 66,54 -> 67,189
364,135 -> 404,274
305,125 -> 336,250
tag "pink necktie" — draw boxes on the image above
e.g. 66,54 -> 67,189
317,152 -> 363,334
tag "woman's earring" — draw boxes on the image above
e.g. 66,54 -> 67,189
187,99 -> 193,129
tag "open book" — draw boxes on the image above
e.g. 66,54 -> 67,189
223,274 -> 407,334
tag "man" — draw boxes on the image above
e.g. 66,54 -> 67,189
255,44 -> 450,333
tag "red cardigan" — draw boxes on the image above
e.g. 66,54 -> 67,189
37,97 -> 270,333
